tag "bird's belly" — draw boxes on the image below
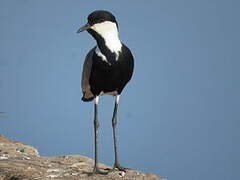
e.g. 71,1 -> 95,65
90,66 -> 130,95
100,90 -> 118,96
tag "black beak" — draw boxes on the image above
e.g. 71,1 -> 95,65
77,23 -> 91,33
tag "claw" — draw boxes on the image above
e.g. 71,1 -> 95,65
113,163 -> 131,172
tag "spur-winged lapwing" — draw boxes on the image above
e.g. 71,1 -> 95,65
77,10 -> 134,174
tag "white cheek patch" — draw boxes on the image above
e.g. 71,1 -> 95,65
91,21 -> 122,58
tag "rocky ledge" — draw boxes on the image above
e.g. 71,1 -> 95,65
0,135 -> 164,180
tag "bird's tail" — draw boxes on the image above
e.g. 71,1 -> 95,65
81,91 -> 94,102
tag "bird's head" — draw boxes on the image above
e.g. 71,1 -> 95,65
77,10 -> 119,37
77,10 -> 122,56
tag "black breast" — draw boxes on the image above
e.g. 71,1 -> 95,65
89,44 -> 134,96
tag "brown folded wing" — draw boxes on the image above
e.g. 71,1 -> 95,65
81,47 -> 96,102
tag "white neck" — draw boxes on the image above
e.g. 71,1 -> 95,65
91,21 -> 122,55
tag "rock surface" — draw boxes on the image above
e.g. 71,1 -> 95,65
0,135 -> 165,180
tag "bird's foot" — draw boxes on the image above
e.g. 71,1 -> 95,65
88,166 -> 109,175
107,163 -> 131,172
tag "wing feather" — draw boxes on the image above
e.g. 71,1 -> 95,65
81,47 -> 96,102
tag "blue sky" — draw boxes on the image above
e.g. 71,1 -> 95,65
0,1 -> 240,179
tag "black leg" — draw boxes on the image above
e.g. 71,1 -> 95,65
111,95 -> 128,172
91,96 -> 107,175
112,96 -> 119,166
93,96 -> 99,172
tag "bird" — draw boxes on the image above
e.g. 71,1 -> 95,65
77,10 -> 134,174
